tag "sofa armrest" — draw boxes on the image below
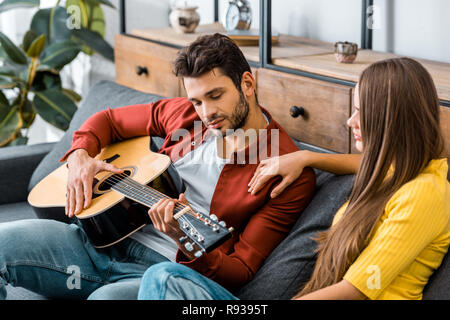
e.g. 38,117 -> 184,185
0,142 -> 55,205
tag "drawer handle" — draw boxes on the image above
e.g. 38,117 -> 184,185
136,65 -> 148,76
290,106 -> 305,118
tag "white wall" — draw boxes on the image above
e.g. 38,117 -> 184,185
194,0 -> 362,45
194,0 -> 450,63
373,0 -> 450,63
270,0 -> 362,45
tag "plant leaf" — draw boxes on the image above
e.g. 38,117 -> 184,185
0,90 -> 8,109
61,88 -> 82,102
0,75 -> 18,89
40,40 -> 81,70
0,31 -> 28,65
0,65 -> 16,77
0,90 -> 10,122
0,0 -> 40,13
6,135 -> 28,146
0,62 -> 27,89
22,30 -> 38,52
0,105 -> 22,146
30,7 -> 71,46
84,0 -> 106,55
72,28 -> 113,61
66,0 -> 88,28
33,88 -> 77,130
30,8 -> 50,41
26,34 -> 46,58
31,71 -> 62,91
91,0 -> 115,8
67,0 -> 106,56
21,99 -> 36,128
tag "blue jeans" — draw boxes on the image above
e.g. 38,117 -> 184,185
138,262 -> 239,300
0,219 -> 169,300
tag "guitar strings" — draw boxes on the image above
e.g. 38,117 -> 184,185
99,173 -> 185,208
102,172 -> 187,211
108,174 -> 215,240
85,172 -> 226,249
113,175 -> 216,231
100,176 -> 198,237
98,173 -> 197,230
102,174 -> 187,214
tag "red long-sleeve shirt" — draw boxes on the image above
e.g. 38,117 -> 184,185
61,97 -> 316,291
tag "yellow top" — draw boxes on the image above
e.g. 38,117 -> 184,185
332,158 -> 450,300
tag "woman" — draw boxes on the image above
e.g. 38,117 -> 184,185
138,57 -> 449,300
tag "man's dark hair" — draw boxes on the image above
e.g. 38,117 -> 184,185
174,33 -> 252,92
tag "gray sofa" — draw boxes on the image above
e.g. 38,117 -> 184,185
0,80 -> 448,300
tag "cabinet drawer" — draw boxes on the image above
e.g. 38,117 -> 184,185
115,35 -> 182,97
440,106 -> 450,158
257,68 -> 352,153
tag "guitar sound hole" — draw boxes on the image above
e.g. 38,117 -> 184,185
97,170 -> 132,192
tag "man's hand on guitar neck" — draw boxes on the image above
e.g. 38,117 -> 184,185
66,149 -> 123,218
148,193 -> 198,261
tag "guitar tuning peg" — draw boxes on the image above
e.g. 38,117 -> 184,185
179,236 -> 188,243
210,214 -> 218,222
219,220 -> 227,228
194,250 -> 203,258
184,242 -> 194,252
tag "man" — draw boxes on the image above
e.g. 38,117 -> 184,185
0,34 -> 315,300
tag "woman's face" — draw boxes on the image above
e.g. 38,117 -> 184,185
347,83 -> 363,152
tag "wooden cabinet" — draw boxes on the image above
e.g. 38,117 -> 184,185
115,35 -> 183,98
257,68 -> 351,153
114,27 -> 450,156
441,106 -> 450,158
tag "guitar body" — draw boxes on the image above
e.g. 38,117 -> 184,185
28,136 -> 172,248
29,136 -> 233,254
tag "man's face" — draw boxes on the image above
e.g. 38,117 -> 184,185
184,68 -> 249,136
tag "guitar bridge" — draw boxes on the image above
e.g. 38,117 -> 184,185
103,154 -> 120,163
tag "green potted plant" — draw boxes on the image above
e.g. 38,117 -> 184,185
0,0 -> 115,146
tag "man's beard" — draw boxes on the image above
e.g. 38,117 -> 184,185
229,91 -> 250,131
207,90 -> 250,136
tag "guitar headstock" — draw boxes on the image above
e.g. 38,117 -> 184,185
177,211 -> 233,258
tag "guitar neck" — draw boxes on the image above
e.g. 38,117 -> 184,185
106,173 -> 190,219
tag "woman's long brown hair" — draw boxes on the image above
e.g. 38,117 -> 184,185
294,57 -> 445,298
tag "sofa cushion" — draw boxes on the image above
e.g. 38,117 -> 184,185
423,249 -> 450,299
0,202 -> 37,224
236,169 -> 449,300
0,143 -> 55,205
236,170 -> 355,299
6,285 -> 48,300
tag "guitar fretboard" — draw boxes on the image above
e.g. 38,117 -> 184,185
104,173 -> 190,219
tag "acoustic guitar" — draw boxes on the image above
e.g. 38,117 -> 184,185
28,136 -> 233,258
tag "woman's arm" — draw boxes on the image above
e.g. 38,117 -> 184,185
303,150 -> 361,175
248,150 -> 361,198
294,280 -> 367,300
